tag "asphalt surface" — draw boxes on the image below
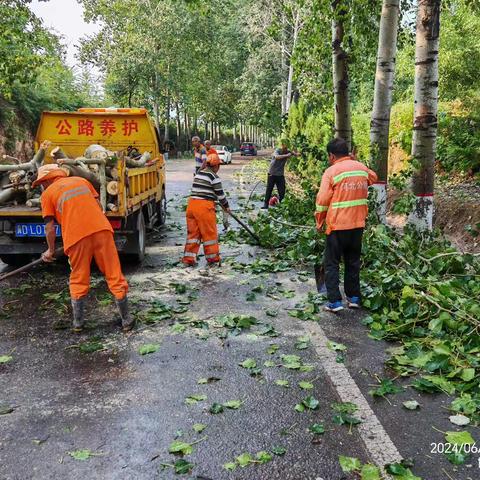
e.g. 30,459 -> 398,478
0,153 -> 478,480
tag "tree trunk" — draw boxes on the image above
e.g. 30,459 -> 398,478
175,101 -> 181,149
164,94 -> 170,142
281,13 -> 288,116
370,0 -> 400,223
331,0 -> 352,150
408,0 -> 441,231
204,121 -> 209,140
184,110 -> 190,151
153,73 -> 161,132
285,10 -> 301,114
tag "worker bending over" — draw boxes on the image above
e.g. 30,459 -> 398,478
182,154 -> 231,266
33,165 -> 133,333
315,138 -> 377,312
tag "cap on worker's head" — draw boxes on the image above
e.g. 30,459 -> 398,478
32,164 -> 66,188
206,153 -> 221,167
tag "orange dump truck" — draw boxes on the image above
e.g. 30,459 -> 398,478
0,108 -> 166,265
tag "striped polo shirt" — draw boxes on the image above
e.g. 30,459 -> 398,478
190,168 -> 229,209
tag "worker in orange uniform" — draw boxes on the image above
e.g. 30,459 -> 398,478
182,153 -> 231,266
33,164 -> 133,333
205,140 -> 218,157
315,138 -> 377,313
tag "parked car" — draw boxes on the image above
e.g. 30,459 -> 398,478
212,145 -> 232,164
240,142 -> 257,156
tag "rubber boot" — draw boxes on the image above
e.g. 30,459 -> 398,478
71,298 -> 86,333
116,297 -> 135,332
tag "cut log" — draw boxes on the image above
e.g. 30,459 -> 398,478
126,151 -> 151,168
107,181 -> 119,196
107,203 -> 118,212
51,146 -> 68,160
26,198 -> 41,208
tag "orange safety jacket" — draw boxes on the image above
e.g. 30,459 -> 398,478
315,156 -> 378,234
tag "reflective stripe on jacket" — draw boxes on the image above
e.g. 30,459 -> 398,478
315,157 -> 378,234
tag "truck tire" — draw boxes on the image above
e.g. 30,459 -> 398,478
128,211 -> 146,263
156,192 -> 167,226
0,254 -> 32,267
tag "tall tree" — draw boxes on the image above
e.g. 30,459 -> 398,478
331,0 -> 351,149
370,0 -> 400,222
408,0 -> 441,231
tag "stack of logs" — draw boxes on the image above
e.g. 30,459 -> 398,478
0,142 -> 152,211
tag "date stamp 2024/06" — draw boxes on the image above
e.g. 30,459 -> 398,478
431,442 -> 480,465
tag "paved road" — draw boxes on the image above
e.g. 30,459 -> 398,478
0,153 -> 477,480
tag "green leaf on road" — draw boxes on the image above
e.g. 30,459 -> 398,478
369,379 -> 404,398
298,381 -> 314,390
294,403 -> 305,412
275,379 -> 290,387
193,423 -> 207,433
309,423 -> 325,435
236,452 -> 253,467
266,309 -> 278,317
267,344 -> 279,354
385,463 -> 422,479
403,400 -> 420,410
0,355 -> 13,364
339,455 -> 361,472
264,360 -> 275,367
327,341 -> 347,352
169,441 -> 193,455
197,377 -> 220,384
68,449 -> 102,461
185,394 -> 207,405
360,464 -> 381,480
445,430 -> 475,446
209,403 -> 224,414
223,400 -> 243,409
174,459 -> 193,474
256,451 -> 272,464
223,462 -> 237,471
272,446 -> 286,455
302,395 -> 319,410
239,358 -> 257,369
295,335 -> 310,350
138,343 -> 160,355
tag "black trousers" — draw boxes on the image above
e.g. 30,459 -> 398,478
324,228 -> 363,303
264,175 -> 286,206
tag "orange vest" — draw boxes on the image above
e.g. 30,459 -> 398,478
41,176 -> 113,252
315,157 -> 378,234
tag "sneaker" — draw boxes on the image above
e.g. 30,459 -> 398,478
324,301 -> 344,313
347,297 -> 361,309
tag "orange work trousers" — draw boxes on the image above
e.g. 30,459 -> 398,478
67,229 -> 129,300
183,198 -> 220,264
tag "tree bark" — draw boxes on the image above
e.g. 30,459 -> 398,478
370,0 -> 400,223
175,101 -> 181,148
331,0 -> 352,150
164,94 -> 170,142
285,10 -> 301,114
281,13 -> 287,117
408,0 -> 441,231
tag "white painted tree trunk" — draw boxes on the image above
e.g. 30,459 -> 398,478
370,0 -> 400,223
408,0 -> 441,231
332,0 -> 352,150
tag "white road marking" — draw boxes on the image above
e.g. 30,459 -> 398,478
301,320 -> 403,468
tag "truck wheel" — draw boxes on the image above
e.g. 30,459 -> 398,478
156,192 -> 167,226
128,211 -> 146,263
0,254 -> 32,267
